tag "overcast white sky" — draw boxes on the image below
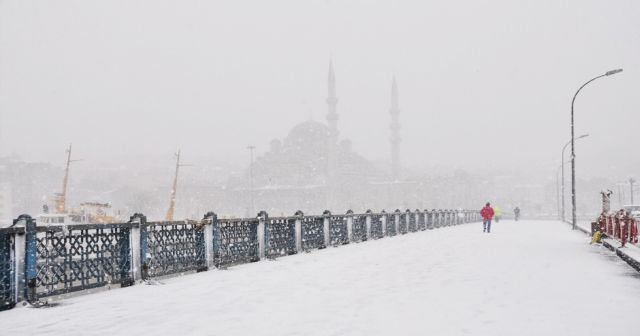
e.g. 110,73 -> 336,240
0,0 -> 638,180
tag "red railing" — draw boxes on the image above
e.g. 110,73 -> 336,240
595,213 -> 638,247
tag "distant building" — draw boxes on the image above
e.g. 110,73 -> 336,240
0,166 -> 12,226
222,62 -> 414,215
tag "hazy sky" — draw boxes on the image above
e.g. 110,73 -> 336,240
1,0 -> 638,180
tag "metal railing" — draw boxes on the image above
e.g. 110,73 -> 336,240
592,212 -> 638,247
0,208 -> 481,311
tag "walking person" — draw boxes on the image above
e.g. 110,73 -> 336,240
514,206 -> 521,221
480,202 -> 495,233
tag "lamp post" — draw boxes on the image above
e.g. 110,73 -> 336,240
556,165 -> 562,220
561,134 -> 588,222
247,145 -> 256,216
570,68 -> 622,230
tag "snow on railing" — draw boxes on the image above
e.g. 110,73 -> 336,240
0,208 -> 481,311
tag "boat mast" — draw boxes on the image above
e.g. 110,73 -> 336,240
165,150 -> 181,221
56,144 -> 75,214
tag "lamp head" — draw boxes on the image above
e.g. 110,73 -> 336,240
605,69 -> 623,76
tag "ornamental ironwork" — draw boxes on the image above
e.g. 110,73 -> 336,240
0,230 -> 15,311
142,221 -> 205,278
213,218 -> 259,268
397,210 -> 408,234
328,215 -> 349,246
407,210 -> 417,232
385,213 -> 396,237
301,216 -> 324,251
416,211 -> 426,231
266,217 -> 296,258
426,211 -> 434,230
369,213 -> 384,239
351,214 -> 367,242
34,224 -> 131,298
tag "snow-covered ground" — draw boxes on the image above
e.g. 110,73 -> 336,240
2,220 -> 640,336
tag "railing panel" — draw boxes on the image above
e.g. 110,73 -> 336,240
143,221 -> 204,278
301,216 -> 325,251
266,217 -> 296,258
385,213 -> 396,237
0,230 -> 15,311
213,218 -> 259,268
417,211 -> 426,231
329,215 -> 349,246
34,224 -> 131,298
436,211 -> 443,228
398,211 -> 408,234
370,214 -> 384,239
351,214 -> 367,243
408,211 -> 417,232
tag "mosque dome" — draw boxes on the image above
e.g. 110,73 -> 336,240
284,121 -> 330,155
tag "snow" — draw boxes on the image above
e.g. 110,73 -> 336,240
2,220 -> 640,336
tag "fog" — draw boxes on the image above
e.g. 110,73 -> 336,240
0,0 -> 639,221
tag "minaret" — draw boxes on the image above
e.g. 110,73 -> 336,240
326,60 -> 339,140
325,60 -> 339,209
390,76 -> 401,180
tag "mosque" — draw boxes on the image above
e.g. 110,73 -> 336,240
223,61 -> 417,216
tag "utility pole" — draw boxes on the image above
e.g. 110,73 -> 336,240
617,184 -> 625,208
630,178 -> 636,204
248,145 -> 255,216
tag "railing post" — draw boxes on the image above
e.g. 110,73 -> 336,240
365,209 -> 372,240
381,210 -> 387,236
346,210 -> 354,242
11,218 -> 25,304
294,210 -> 303,253
322,210 -> 331,247
211,213 -> 222,268
119,224 -> 134,287
204,211 -> 217,269
129,213 -> 146,282
257,211 -> 268,260
20,215 -> 38,303
405,209 -> 411,233
425,209 -> 431,229
434,209 -> 438,228
423,210 -> 428,230
201,212 -> 216,272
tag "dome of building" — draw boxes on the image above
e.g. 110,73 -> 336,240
284,121 -> 330,155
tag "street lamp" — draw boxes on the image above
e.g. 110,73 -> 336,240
570,68 -> 623,230
556,162 -> 570,220
561,134 -> 588,222
556,164 -> 563,220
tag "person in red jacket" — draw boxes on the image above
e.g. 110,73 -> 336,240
480,202 -> 495,233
